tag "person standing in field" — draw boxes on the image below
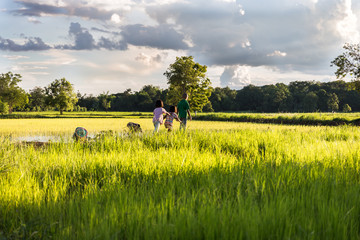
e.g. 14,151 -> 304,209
177,93 -> 192,130
153,99 -> 169,133
165,106 -> 181,132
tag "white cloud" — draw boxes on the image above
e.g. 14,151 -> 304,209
2,55 -> 29,60
336,0 -> 360,43
110,13 -> 121,24
241,40 -> 251,48
26,71 -> 49,75
220,65 -> 251,88
27,17 -> 41,24
237,4 -> 245,15
135,53 -> 165,66
57,0 -> 66,7
267,50 -> 287,57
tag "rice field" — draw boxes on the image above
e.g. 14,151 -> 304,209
1,118 -> 360,239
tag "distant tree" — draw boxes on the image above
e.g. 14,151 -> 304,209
135,91 -> 152,111
141,85 -> 162,100
112,89 -> 136,111
45,78 -> 78,115
209,87 -> 237,111
0,72 -> 28,114
202,101 -> 214,112
348,80 -> 360,92
261,83 -> 290,112
327,93 -> 339,112
317,89 -> 328,112
235,85 -> 263,111
341,90 -> 360,111
164,56 -> 212,112
136,85 -> 162,111
98,91 -> 115,112
302,92 -> 319,112
331,43 -> 360,81
77,93 -> 99,111
288,81 -> 313,111
29,86 -> 46,111
0,100 -> 9,115
342,103 -> 352,113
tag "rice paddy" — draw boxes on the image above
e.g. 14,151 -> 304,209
1,117 -> 360,239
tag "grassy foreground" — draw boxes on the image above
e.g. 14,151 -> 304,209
1,122 -> 360,239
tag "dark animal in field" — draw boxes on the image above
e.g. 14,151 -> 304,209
127,122 -> 142,132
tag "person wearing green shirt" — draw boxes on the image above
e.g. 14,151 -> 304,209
177,93 -> 192,130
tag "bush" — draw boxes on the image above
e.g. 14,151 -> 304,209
342,104 -> 352,113
0,100 -> 9,114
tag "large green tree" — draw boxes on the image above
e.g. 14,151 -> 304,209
327,93 -> 339,112
331,43 -> 360,81
45,78 -> 78,115
164,56 -> 212,112
29,86 -> 46,111
0,100 -> 9,115
0,72 -> 28,114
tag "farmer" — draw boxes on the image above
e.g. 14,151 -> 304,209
73,127 -> 88,141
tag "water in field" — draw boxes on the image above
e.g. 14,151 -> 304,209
11,132 -> 120,143
14,135 -> 63,143
12,134 -> 96,143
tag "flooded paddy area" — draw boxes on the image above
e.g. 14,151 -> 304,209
0,118 -> 152,145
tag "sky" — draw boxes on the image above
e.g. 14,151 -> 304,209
0,0 -> 359,95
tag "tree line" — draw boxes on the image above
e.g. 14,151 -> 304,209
78,80 -> 360,113
1,77 -> 360,114
1,43 -> 360,114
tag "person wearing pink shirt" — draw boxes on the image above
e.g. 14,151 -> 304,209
153,99 -> 169,132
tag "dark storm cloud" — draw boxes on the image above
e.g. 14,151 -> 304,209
13,1 -> 113,20
146,0 -> 351,73
0,36 -> 51,51
12,1 -> 68,16
56,22 -> 98,50
120,24 -> 189,50
0,19 -> 187,52
55,22 -> 186,51
97,37 -> 128,50
71,6 -> 113,20
91,27 -> 122,37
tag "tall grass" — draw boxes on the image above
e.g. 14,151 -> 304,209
195,112 -> 360,126
1,123 -> 360,239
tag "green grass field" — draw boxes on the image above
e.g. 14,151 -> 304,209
4,111 -> 360,126
1,117 -> 360,239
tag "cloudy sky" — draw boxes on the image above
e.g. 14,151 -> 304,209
0,0 -> 359,95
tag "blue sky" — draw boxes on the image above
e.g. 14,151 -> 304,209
0,0 -> 359,95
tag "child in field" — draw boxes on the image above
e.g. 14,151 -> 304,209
177,93 -> 192,130
153,99 -> 169,132
164,106 -> 181,132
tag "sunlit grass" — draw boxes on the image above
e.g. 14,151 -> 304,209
1,120 -> 360,239
0,118 -> 273,136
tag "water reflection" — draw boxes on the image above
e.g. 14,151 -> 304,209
14,136 -> 63,143
12,134 -> 96,143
